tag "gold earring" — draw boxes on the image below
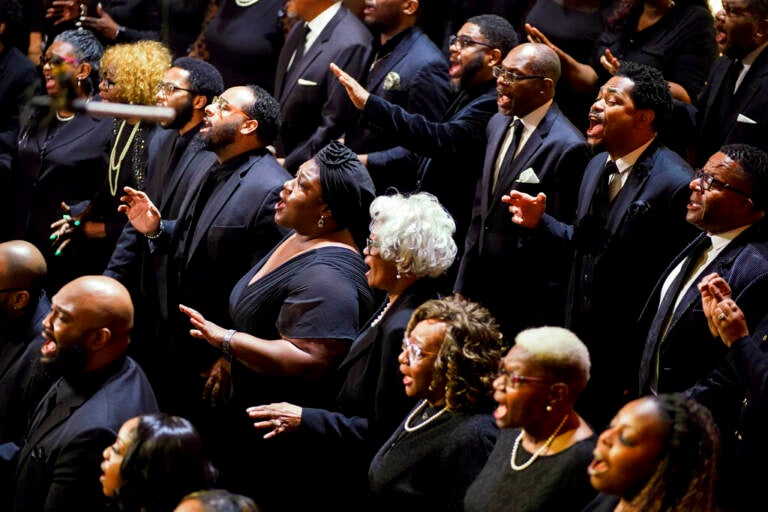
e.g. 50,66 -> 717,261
317,215 -> 325,228
545,404 -> 552,412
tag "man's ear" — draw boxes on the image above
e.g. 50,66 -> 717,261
87,327 -> 112,352
635,108 -> 655,128
192,94 -> 208,110
486,48 -> 503,68
240,119 -> 259,135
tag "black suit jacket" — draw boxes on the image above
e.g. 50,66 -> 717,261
10,357 -> 158,512
16,110 -> 112,293
154,149 -> 290,375
693,48 -> 768,167
359,80 -> 498,259
537,140 -> 696,427
274,7 -> 372,173
639,222 -> 768,397
345,27 -> 450,192
455,104 -> 590,340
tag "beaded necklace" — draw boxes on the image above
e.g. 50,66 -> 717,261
108,120 -> 141,196
403,399 -> 449,433
510,413 -> 570,471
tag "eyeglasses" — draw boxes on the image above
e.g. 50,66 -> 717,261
209,95 -> 252,120
693,170 -> 751,197
156,82 -> 198,96
0,287 -> 26,294
492,66 -> 548,84
402,334 -> 436,366
100,76 -> 117,90
365,237 -> 381,253
449,34 -> 494,50
41,54 -> 80,67
497,365 -> 548,389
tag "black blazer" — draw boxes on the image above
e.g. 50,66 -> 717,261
455,104 -> 590,340
693,48 -> 768,167
274,7 -> 372,173
10,357 -> 158,512
537,140 -> 696,427
345,27 -> 450,192
359,80 -> 498,252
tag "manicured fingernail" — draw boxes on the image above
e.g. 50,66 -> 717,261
62,214 -> 71,220
73,220 -> 81,226
49,234 -> 56,240
55,249 -> 62,256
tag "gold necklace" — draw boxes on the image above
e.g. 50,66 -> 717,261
510,413 -> 570,471
109,120 -> 141,196
403,399 -> 449,433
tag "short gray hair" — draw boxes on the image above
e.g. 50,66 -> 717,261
514,326 -> 591,395
369,192 -> 456,277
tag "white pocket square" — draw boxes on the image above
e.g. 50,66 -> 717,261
297,78 -> 318,86
737,113 -> 757,124
515,168 -> 540,184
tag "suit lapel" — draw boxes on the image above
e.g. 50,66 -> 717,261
185,162 -> 247,266
280,8 -> 345,102
722,50 -> 768,134
366,29 -> 418,92
480,116 -> 512,217
701,58 -> 731,131
603,159 -> 651,235
23,379 -> 87,454
275,22 -> 305,100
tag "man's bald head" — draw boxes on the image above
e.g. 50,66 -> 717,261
43,276 -> 134,373
0,241 -> 47,320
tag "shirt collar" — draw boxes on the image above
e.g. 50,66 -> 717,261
609,137 -> 655,174
742,41 -> 768,67
517,99 -> 553,132
306,1 -> 342,36
709,224 -> 751,248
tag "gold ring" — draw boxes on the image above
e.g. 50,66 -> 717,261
717,312 -> 726,321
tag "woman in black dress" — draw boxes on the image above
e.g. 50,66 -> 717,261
178,141 -> 377,509
247,191 -> 458,511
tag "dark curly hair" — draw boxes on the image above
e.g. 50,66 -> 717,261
242,84 -> 281,145
615,61 -> 672,133
720,143 -> 768,211
467,14 -> 518,58
629,394 -> 719,512
173,57 -> 224,103
115,414 -> 217,512
406,297 -> 503,413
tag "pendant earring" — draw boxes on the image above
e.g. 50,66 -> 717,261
317,215 -> 325,228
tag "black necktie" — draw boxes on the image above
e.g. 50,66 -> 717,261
590,160 -> 619,219
648,235 -> 713,391
492,118 -> 524,194
290,23 -> 310,70
728,58 -> 744,95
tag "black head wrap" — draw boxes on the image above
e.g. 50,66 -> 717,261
316,141 -> 376,248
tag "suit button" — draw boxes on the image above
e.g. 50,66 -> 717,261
484,226 -> 489,232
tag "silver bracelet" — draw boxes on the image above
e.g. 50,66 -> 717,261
144,220 -> 163,240
222,329 -> 236,361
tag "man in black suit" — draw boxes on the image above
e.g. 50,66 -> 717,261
333,14 -> 517,286
507,62 -> 697,429
6,275 -> 158,512
0,241 -> 51,447
0,241 -> 48,382
118,85 -> 290,424
274,0 -> 372,173
105,57 -> 223,408
454,42 -> 590,341
344,0 -> 450,193
692,0 -> 768,167
637,144 -> 768,510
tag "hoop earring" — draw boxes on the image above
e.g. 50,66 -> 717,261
317,215 -> 325,228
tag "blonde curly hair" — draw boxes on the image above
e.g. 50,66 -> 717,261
101,40 -> 171,105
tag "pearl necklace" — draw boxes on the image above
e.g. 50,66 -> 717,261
235,0 -> 260,6
370,298 -> 393,327
108,120 -> 141,196
510,413 -> 570,471
403,399 -> 449,433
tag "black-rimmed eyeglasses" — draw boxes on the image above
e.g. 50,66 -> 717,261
449,34 -> 494,50
492,66 -> 548,83
693,170 -> 751,197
